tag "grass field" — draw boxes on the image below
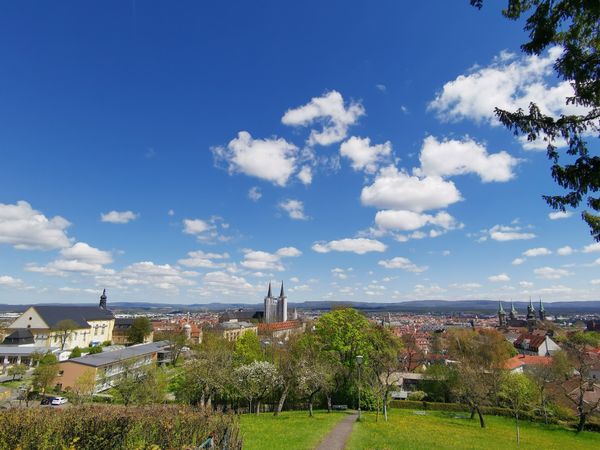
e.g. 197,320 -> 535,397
239,410 -> 347,450
347,409 -> 600,450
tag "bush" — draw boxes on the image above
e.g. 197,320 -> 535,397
407,391 -> 427,401
0,405 -> 241,449
88,346 -> 103,355
69,347 -> 82,358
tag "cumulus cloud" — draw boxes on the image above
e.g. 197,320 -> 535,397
0,275 -> 25,288
178,250 -> 230,268
212,131 -> 298,186
450,282 -> 482,290
312,238 -> 387,255
281,91 -> 365,146
248,187 -> 262,202
182,217 -> 230,243
297,166 -> 313,185
200,271 -> 254,295
361,166 -> 462,212
557,246 -> 574,256
582,242 -> 600,253
340,136 -> 392,174
378,257 -> 428,273
523,247 -> 552,257
60,242 -> 113,265
415,136 -> 518,182
478,224 -> 536,242
241,247 -> 301,272
96,261 -> 197,293
534,266 -> 571,280
100,210 -> 138,224
183,219 -> 212,235
26,241 -> 114,277
512,258 -> 526,265
489,273 -> 510,282
375,210 -> 461,232
549,211 -> 573,220
0,200 -> 71,250
429,47 -> 585,142
279,199 -> 308,220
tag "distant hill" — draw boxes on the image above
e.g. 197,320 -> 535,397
1,300 -> 599,314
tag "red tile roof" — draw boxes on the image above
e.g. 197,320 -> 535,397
504,354 -> 553,371
258,320 -> 302,332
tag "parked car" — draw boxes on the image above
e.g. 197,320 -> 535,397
40,397 -> 53,405
51,396 -> 68,406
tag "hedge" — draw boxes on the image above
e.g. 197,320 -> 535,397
0,405 -> 241,449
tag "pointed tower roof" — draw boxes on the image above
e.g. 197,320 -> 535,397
498,301 -> 505,314
100,289 -> 107,300
267,282 -> 272,298
279,281 -> 285,298
539,297 -> 545,311
511,301 -> 517,313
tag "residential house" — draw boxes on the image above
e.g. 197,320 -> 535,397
513,332 -> 561,356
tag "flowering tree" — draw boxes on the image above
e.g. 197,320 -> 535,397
234,361 -> 281,415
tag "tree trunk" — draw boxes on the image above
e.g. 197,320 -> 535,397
383,391 -> 389,422
326,395 -> 332,413
515,414 -> 520,444
470,408 -> 475,420
274,385 -> 289,416
200,392 -> 205,409
577,413 -> 587,433
476,406 -> 485,428
207,393 -> 212,409
309,400 -> 314,417
256,400 -> 261,415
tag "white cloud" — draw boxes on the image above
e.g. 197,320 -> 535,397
0,200 -> 71,250
27,259 -> 112,276
168,209 -> 175,216
375,84 -> 387,92
557,246 -> 574,256
241,247 -> 301,272
96,261 -> 197,293
361,166 -> 462,212
415,136 -> 519,182
340,136 -> 392,174
312,238 -> 387,255
100,210 -> 138,224
549,211 -> 573,220
200,271 -> 254,295
281,91 -> 365,146
534,266 -> 571,280
591,279 -> 600,285
378,257 -> 428,273
429,47 -> 585,142
582,242 -> 600,253
0,275 -> 25,288
212,131 -> 298,186
538,285 -> 573,295
519,281 -> 534,288
279,199 -> 308,220
178,250 -> 230,268
60,242 -> 113,265
183,219 -> 211,235
450,282 -> 482,290
331,268 -> 348,280
374,210 -> 461,233
297,166 -> 313,185
276,247 -> 302,258
481,224 -> 536,242
489,273 -> 510,282
523,247 -> 552,257
248,187 -> 262,202
512,258 -> 526,265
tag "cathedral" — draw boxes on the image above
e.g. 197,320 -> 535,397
264,281 -> 287,323
498,298 -> 546,331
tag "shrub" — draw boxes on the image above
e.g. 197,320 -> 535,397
69,347 -> 82,358
88,346 -> 103,355
0,405 -> 241,450
407,391 -> 427,401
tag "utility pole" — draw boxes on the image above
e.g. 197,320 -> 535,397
356,355 -> 363,421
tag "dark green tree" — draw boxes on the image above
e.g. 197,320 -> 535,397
69,346 -> 82,358
471,0 -> 600,241
127,317 -> 153,344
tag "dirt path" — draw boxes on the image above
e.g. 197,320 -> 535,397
315,412 -> 358,450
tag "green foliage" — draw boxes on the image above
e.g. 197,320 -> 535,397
471,0 -> 600,240
32,353 -> 59,394
407,390 -> 427,401
7,363 -> 27,380
126,317 -> 152,344
347,408 -> 600,450
0,405 -> 241,449
69,346 -> 82,358
234,331 -> 263,365
88,346 -> 103,355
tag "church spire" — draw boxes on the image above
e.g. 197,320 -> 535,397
99,289 -> 107,310
279,281 -> 285,298
539,297 -> 546,321
498,301 -> 505,314
267,282 -> 272,298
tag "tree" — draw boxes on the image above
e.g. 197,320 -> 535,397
499,372 -> 537,444
447,329 -> 513,428
32,353 -> 59,395
272,335 -> 304,416
234,331 -> 263,365
155,329 -> 188,366
88,346 -> 103,355
558,331 -> 600,432
234,361 -> 281,415
69,346 -> 82,358
369,326 -> 404,421
127,317 -> 152,344
70,369 -> 97,404
527,350 -> 569,423
471,1 -> 600,241
53,319 -> 80,351
7,363 -> 27,381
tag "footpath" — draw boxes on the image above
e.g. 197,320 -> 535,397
315,412 -> 358,450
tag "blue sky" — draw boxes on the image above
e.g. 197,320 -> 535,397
0,1 -> 598,304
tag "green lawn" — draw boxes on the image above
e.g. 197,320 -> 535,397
239,410 -> 347,450
347,409 -> 600,450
